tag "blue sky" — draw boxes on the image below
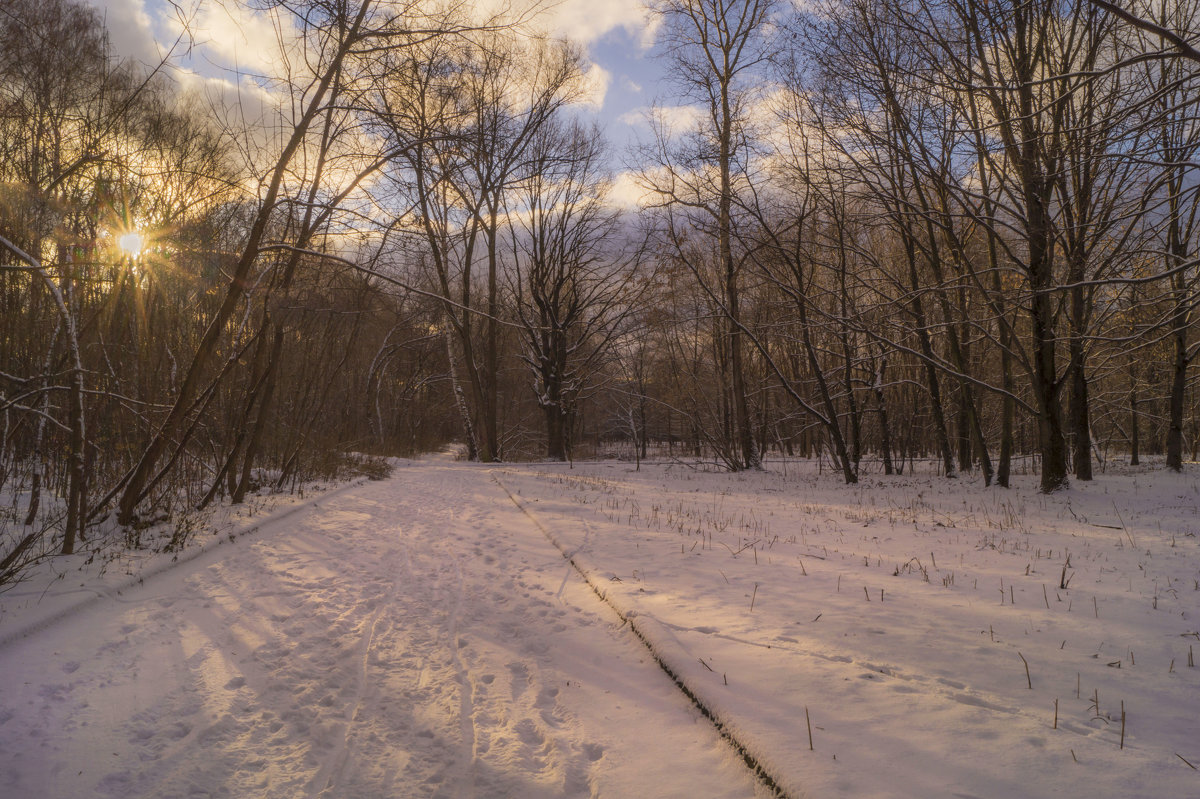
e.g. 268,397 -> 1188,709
587,23 -> 661,150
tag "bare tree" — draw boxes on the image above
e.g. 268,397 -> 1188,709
508,120 -> 638,460
1128,0 -> 1200,470
642,0 -> 775,471
1088,0 -> 1200,62
376,29 -> 585,461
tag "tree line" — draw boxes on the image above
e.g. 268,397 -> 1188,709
2,0 -> 1198,584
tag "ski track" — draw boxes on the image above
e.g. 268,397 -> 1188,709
0,464 -> 767,799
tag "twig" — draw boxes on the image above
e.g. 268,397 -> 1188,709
806,706 -> 814,751
1018,651 -> 1032,689
1112,502 -> 1136,547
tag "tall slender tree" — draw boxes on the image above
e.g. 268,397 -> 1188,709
644,0 -> 775,471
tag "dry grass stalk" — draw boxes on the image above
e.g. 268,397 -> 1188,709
1120,701 -> 1126,750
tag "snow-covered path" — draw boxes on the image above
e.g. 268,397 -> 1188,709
7,457 -> 1200,799
0,462 -> 769,798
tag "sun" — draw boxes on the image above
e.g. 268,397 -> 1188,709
118,231 -> 145,259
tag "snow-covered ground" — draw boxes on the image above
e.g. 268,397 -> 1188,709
2,456 -> 1198,798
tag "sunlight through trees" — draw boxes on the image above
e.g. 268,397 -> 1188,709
3,0 -> 1200,587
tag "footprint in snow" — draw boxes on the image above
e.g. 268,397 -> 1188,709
514,718 -> 544,746
164,721 -> 191,740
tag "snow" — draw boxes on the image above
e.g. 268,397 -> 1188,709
2,457 -> 1199,798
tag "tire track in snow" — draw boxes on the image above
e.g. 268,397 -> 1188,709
492,471 -> 792,799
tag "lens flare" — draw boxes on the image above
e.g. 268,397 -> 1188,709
118,231 -> 145,258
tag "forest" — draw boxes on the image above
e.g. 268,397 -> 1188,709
2,0 -> 1199,585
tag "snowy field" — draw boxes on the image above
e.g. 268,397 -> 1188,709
1,456 -> 1199,798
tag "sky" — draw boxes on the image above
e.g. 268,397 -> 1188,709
87,0 -> 668,155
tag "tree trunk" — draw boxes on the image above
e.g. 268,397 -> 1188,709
1031,287 -> 1069,491
544,404 -> 567,461
917,335 -> 956,479
445,329 -> 479,461
995,277 -> 1015,489
1068,340 -> 1093,481
1067,277 -> 1094,479
797,291 -> 857,484
872,353 -> 896,476
1166,242 -> 1189,470
901,235 -> 956,478
61,249 -> 86,555
1129,387 -> 1140,467
720,71 -> 758,471
483,202 -> 501,462
62,361 -> 86,555
233,329 -> 284,504
1166,325 -> 1187,471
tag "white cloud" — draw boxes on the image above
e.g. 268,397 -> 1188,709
608,169 -> 656,210
617,109 -> 643,126
181,0 -> 295,76
537,0 -> 659,49
177,71 -> 278,129
619,104 -> 703,133
578,62 -> 612,111
87,0 -> 161,65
